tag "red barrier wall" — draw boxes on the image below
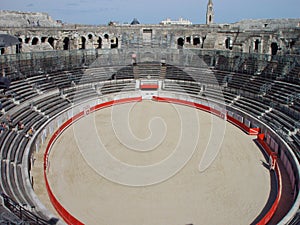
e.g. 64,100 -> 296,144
152,96 -> 260,135
44,97 -> 142,225
140,84 -> 159,90
227,115 -> 260,135
256,134 -> 282,225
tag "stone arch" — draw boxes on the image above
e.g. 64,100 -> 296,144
25,37 -> 30,44
217,55 -> 228,69
225,37 -> 232,50
177,37 -> 184,49
254,39 -> 260,52
31,37 -> 39,45
111,37 -> 118,49
97,37 -> 102,49
48,37 -> 55,48
16,38 -> 22,54
80,36 -> 86,49
186,36 -> 191,44
193,36 -> 201,46
203,54 -> 212,66
41,37 -> 47,43
201,36 -> 206,48
88,33 -> 93,40
271,42 -> 278,55
63,37 -> 70,50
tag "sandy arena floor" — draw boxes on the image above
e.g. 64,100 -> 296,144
33,100 -> 271,225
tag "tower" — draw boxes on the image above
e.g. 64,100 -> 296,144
206,0 -> 214,25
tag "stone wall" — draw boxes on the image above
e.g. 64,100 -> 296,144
0,11 -> 299,55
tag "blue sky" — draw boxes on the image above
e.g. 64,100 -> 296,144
0,0 -> 299,25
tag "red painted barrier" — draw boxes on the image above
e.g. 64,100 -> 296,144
44,97 -> 142,225
227,115 -> 260,135
256,134 -> 282,225
152,96 -> 260,135
92,96 -> 142,111
153,96 -> 219,115
140,84 -> 159,90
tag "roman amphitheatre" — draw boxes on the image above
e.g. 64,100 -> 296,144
0,1 -> 300,225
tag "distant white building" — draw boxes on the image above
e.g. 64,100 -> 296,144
160,17 -> 192,25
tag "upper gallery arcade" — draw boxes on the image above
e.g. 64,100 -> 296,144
0,0 -> 299,55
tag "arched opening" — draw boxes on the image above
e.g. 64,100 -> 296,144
1,48 -> 5,55
177,37 -> 184,49
104,34 -> 109,39
201,36 -> 206,48
271,42 -> 278,55
193,37 -> 200,46
32,37 -> 39,45
225,37 -> 232,50
80,36 -> 86,49
16,44 -> 20,54
111,37 -> 118,49
16,38 -> 22,53
88,34 -> 93,40
225,38 -> 230,49
186,37 -> 191,44
41,37 -> 47,43
254,39 -> 260,52
209,15 -> 212,23
97,37 -> 102,49
48,37 -> 55,48
63,37 -> 70,50
25,37 -> 30,44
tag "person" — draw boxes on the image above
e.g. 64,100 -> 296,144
26,127 -> 34,138
0,121 -> 7,134
131,53 -> 137,66
269,152 -> 277,171
0,122 -> 5,133
17,121 -> 24,131
3,114 -> 13,130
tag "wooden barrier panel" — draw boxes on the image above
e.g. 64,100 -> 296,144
140,84 -> 159,90
227,115 -> 260,135
256,134 -> 282,225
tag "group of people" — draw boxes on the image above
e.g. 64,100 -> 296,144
0,114 -> 34,138
0,114 -> 13,133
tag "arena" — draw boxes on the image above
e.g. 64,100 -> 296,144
1,1 -> 300,225
38,99 -> 273,225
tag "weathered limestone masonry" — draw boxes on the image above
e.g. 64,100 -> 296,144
0,10 -> 300,55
